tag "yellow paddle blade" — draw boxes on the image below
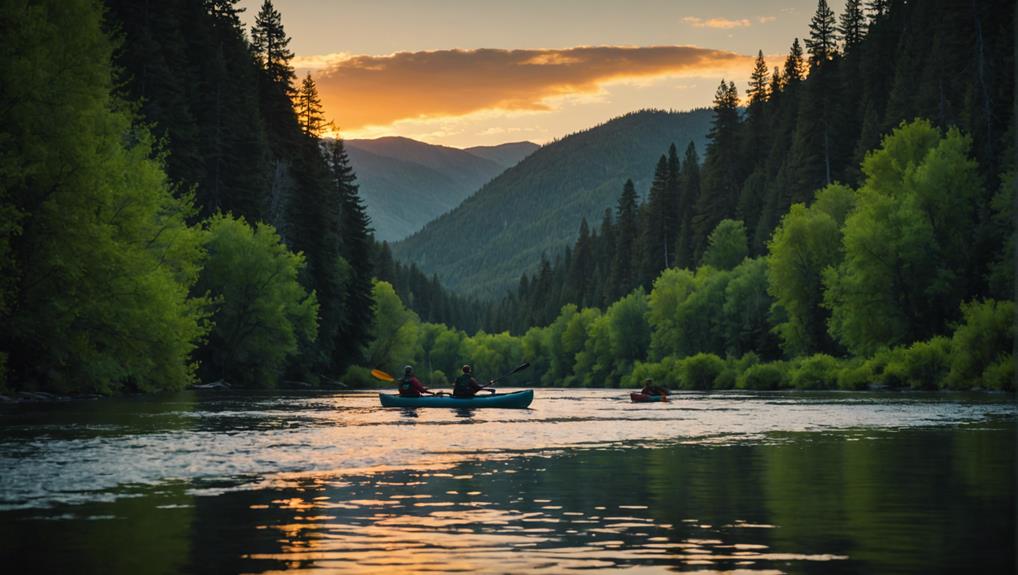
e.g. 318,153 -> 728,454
371,369 -> 395,382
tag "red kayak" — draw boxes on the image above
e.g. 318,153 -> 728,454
630,392 -> 668,403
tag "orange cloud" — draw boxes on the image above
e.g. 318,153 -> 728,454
310,45 -> 753,131
682,16 -> 753,29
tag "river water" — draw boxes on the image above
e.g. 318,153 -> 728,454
0,389 -> 1014,573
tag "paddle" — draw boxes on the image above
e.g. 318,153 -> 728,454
486,362 -> 531,388
370,368 -> 446,395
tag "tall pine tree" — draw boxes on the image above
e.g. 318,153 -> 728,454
295,72 -> 327,137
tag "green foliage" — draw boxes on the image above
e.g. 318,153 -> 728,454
738,363 -> 788,390
836,361 -> 871,390
980,357 -> 1015,392
702,219 -> 748,270
341,365 -> 377,388
790,354 -> 840,389
884,337 -> 952,390
678,353 -> 727,390
648,261 -> 777,361
946,300 -> 1014,389
825,121 -> 983,354
587,289 -> 651,385
428,369 -> 448,387
647,269 -> 697,360
461,331 -> 525,382
195,215 -> 318,387
766,186 -> 852,356
366,281 -> 420,371
0,0 -> 208,394
624,358 -> 680,389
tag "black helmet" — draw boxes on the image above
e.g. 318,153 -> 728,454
404,365 -> 414,374
462,364 -> 472,373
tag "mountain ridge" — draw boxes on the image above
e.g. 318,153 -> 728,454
344,137 -> 537,242
392,108 -> 713,297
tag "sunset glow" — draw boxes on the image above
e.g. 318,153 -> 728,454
239,0 -> 843,146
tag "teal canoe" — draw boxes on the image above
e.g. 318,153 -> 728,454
379,390 -> 534,409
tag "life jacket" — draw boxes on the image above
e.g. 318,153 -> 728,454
452,373 -> 476,397
399,375 -> 417,396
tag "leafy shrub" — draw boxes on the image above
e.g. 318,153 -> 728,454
894,337 -> 952,389
738,363 -> 787,390
859,349 -> 907,389
428,369 -> 448,387
342,365 -> 378,388
733,352 -> 761,373
678,353 -> 726,390
791,354 -> 841,389
947,299 -> 1014,388
836,361 -> 871,390
625,358 -> 681,389
714,368 -> 737,390
981,357 -> 1014,391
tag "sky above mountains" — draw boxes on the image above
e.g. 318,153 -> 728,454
238,0 -> 846,147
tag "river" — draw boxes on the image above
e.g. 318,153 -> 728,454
0,389 -> 1014,573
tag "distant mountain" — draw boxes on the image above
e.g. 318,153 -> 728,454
392,108 -> 713,297
345,137 -> 524,242
464,141 -> 540,168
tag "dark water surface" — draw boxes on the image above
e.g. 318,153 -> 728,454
0,389 -> 1014,573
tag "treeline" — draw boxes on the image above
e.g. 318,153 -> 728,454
0,0 -> 374,393
364,120 -> 1013,392
456,0 -> 1014,336
374,241 -> 489,333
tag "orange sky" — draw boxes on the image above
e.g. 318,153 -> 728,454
239,1 -> 845,147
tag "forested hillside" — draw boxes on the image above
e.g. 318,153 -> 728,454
358,0 -> 1009,392
344,137 -> 536,241
406,0 -> 1014,336
392,109 -> 713,296
1,0 -> 374,392
360,0 -> 1013,395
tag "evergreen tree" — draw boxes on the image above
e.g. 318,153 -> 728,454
839,0 -> 866,52
250,0 -> 295,94
692,80 -> 742,262
805,0 -> 840,66
639,155 -> 672,286
769,67 -> 784,96
747,50 -> 770,105
567,218 -> 594,307
665,142 -> 681,262
675,142 -> 701,268
251,0 -> 299,155
784,38 -> 807,83
866,0 -> 890,23
595,208 -> 616,306
295,72 -> 327,137
611,180 -> 639,300
375,241 -> 397,284
328,138 -> 375,369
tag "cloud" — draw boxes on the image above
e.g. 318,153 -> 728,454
292,52 -> 354,71
757,16 -> 777,24
681,16 -> 753,29
311,45 -> 753,131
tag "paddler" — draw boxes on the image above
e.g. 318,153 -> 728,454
398,365 -> 436,397
640,378 -> 669,398
452,364 -> 495,398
